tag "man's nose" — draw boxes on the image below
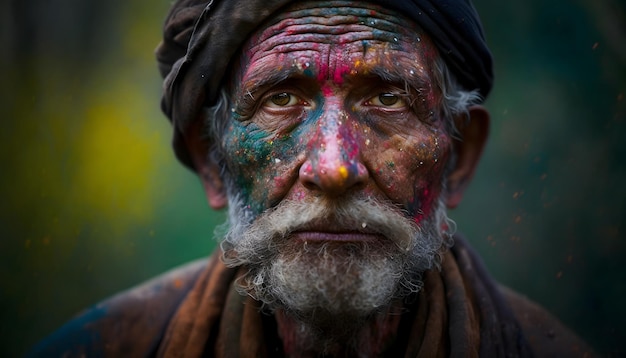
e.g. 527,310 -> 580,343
298,113 -> 368,196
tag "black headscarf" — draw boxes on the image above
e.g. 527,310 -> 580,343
156,0 -> 493,171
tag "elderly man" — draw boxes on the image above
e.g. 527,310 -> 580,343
31,0 -> 594,357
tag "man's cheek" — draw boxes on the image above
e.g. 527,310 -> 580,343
370,134 -> 448,219
408,182 -> 444,223
224,121 -> 303,213
223,122 -> 275,213
406,156 -> 449,223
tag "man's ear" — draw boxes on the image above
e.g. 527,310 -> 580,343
445,105 -> 490,209
183,119 -> 228,209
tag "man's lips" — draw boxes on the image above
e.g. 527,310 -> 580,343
291,231 -> 384,243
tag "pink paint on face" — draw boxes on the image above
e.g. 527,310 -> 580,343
332,62 -> 353,85
225,1 -> 452,223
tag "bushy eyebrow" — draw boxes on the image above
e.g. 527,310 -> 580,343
240,66 -> 309,99
366,66 -> 430,92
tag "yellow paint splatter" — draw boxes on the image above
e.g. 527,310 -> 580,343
338,166 -> 349,180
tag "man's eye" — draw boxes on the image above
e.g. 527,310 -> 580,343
266,92 -> 300,107
367,93 -> 405,108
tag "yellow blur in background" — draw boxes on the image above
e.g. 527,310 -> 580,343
0,2 -> 223,355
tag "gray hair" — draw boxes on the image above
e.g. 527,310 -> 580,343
432,55 -> 483,137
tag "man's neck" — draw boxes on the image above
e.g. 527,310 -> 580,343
275,301 -> 405,357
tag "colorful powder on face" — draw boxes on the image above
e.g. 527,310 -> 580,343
222,2 -> 452,219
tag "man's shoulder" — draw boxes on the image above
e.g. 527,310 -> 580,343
28,257 -> 211,357
501,285 -> 596,358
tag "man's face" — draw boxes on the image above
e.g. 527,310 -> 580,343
218,1 -> 454,325
225,2 -> 450,220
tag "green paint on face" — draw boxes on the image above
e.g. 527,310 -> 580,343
220,1 -> 452,223
224,118 -> 302,215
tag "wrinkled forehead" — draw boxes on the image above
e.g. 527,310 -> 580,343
247,1 -> 426,46
234,1 -> 439,84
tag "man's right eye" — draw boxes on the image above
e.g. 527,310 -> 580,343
266,92 -> 300,107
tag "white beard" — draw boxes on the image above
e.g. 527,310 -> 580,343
220,194 -> 453,326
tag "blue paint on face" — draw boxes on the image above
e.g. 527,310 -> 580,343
221,1 -> 452,223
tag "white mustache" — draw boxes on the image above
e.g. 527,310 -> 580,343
239,196 -> 421,252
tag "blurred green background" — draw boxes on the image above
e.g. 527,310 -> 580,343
0,0 -> 624,356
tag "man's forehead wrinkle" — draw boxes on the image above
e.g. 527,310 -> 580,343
235,1 -> 440,99
249,20 -> 417,56
251,31 -> 400,58
240,46 -> 430,93
269,12 -> 414,35
252,2 -> 423,49
269,1 -> 420,31
239,46 -> 433,99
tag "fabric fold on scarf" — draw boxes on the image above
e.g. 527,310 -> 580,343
156,235 -> 531,357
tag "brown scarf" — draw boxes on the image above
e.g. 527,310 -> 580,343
156,235 -> 532,357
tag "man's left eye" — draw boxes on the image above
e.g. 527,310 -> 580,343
367,93 -> 405,108
266,92 -> 301,107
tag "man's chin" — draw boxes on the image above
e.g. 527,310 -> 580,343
239,241 -> 405,321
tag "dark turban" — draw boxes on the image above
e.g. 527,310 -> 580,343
156,0 -> 493,171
